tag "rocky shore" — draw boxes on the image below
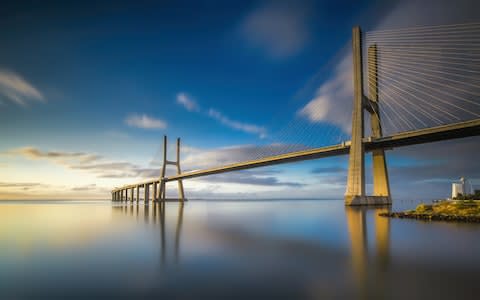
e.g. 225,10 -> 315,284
380,200 -> 480,223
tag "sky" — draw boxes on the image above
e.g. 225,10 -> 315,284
0,0 -> 479,200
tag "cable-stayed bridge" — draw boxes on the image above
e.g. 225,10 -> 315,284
112,22 -> 480,205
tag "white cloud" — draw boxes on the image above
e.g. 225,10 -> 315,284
240,0 -> 311,59
0,69 -> 44,107
298,54 -> 353,134
176,92 -> 199,112
125,113 -> 167,130
208,108 -> 267,138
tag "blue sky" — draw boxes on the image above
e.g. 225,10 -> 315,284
1,0 -> 479,200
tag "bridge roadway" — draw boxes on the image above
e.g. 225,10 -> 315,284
113,119 -> 480,192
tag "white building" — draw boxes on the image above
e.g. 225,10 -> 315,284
451,177 -> 472,199
452,183 -> 464,199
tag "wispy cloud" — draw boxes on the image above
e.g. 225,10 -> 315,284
176,92 -> 199,112
5,144 -> 301,187
239,0 -> 312,59
176,91 -> 267,138
125,113 -> 167,130
5,146 -> 158,180
71,184 -> 98,191
208,108 -> 267,138
0,69 -> 44,107
311,166 -> 346,174
7,147 -> 101,164
71,161 -> 158,179
0,182 -> 50,190
207,171 -> 304,187
180,143 -> 308,170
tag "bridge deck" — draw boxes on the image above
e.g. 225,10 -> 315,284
112,119 -> 480,192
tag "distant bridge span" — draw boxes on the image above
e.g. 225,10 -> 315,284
112,118 -> 480,194
167,119 -> 480,181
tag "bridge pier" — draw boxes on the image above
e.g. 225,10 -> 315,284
368,44 -> 391,201
153,182 -> 158,202
144,183 -> 149,205
345,27 -> 391,206
158,136 -> 186,202
345,26 -> 366,205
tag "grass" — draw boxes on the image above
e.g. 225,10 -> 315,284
381,200 -> 480,223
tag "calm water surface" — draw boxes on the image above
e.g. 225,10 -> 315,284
0,199 -> 479,299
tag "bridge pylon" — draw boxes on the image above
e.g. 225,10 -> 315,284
345,26 -> 391,206
158,135 -> 186,202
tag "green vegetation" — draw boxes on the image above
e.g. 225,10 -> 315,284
380,200 -> 480,223
453,190 -> 480,200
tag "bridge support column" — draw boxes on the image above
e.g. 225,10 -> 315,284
153,182 -> 158,202
158,135 -> 186,202
159,135 -> 167,201
345,27 -> 391,206
368,44 -> 391,203
144,184 -> 149,204
345,26 -> 366,205
176,138 -> 186,201
159,180 -> 166,201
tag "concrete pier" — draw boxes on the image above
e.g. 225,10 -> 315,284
345,27 -> 391,206
368,44 -> 391,202
345,26 -> 366,205
144,184 -> 149,205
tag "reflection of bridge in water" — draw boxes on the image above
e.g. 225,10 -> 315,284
346,206 -> 391,299
114,201 -> 391,298
112,22 -> 480,206
114,202 -> 184,267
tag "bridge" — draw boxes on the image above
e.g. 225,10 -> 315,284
112,22 -> 480,205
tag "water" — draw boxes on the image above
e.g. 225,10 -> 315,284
0,199 -> 479,299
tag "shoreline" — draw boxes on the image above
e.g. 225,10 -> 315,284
379,211 -> 480,223
380,200 -> 480,223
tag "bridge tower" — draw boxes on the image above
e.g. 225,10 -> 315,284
345,27 -> 391,206
158,135 -> 186,202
